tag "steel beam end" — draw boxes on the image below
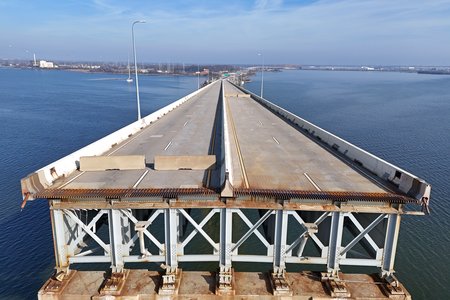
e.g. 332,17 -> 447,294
216,267 -> 235,296
39,270 -> 76,295
99,269 -> 130,296
269,268 -> 293,296
321,272 -> 351,298
158,267 -> 181,295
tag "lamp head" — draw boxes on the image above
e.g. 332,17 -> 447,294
133,20 -> 147,25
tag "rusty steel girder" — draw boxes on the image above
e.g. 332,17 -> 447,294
35,187 -> 217,199
233,188 -> 419,204
34,186 -> 418,206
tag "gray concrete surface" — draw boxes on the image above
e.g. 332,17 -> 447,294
62,81 -> 222,190
57,80 -> 394,195
223,81 -> 386,193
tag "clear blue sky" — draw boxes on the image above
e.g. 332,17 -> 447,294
1,0 -> 450,65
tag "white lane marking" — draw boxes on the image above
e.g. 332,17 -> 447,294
164,140 -> 173,151
304,172 -> 322,191
150,134 -> 163,138
272,136 -> 280,145
259,120 -> 263,126
108,124 -> 155,155
183,120 -> 189,127
58,172 -> 85,189
133,170 -> 149,188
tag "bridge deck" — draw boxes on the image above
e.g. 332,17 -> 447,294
21,79 -> 429,207
224,81 -> 385,193
58,80 -> 221,191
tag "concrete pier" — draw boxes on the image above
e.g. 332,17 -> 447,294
39,270 -> 411,299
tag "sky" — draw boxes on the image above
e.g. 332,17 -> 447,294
1,0 -> 450,65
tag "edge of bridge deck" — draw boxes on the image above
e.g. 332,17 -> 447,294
20,79 -> 430,214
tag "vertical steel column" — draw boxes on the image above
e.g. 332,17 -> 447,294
270,209 -> 291,295
108,209 -> 126,273
121,209 -> 132,248
160,208 -> 179,293
50,206 -> 69,274
273,209 -> 288,271
382,213 -> 401,276
218,207 -> 233,292
164,208 -> 179,269
327,212 -> 344,275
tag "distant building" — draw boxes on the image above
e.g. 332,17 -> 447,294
39,60 -> 55,68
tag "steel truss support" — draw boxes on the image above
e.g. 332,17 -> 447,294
270,209 -> 292,295
341,213 -> 385,258
382,213 -> 401,276
217,207 -> 234,294
326,212 -> 344,275
51,207 -> 70,276
107,209 -> 130,273
46,204 -> 406,298
379,213 -> 406,296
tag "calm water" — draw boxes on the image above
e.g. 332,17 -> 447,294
0,68 -> 449,299
247,70 -> 450,299
0,68 -> 198,299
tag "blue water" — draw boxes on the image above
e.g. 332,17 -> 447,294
0,68 -> 198,299
0,68 -> 449,299
247,70 -> 450,299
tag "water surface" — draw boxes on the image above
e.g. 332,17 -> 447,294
247,70 -> 450,299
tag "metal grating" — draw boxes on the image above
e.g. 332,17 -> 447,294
35,187 -> 217,199
233,188 -> 419,204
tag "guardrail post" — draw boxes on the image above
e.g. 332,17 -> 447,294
217,207 -> 234,295
270,209 -> 292,296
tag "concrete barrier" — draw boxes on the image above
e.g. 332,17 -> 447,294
80,155 -> 146,171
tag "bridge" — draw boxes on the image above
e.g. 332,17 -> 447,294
21,79 -> 430,299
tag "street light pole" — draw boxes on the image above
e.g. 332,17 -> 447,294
257,53 -> 264,98
132,20 -> 146,120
